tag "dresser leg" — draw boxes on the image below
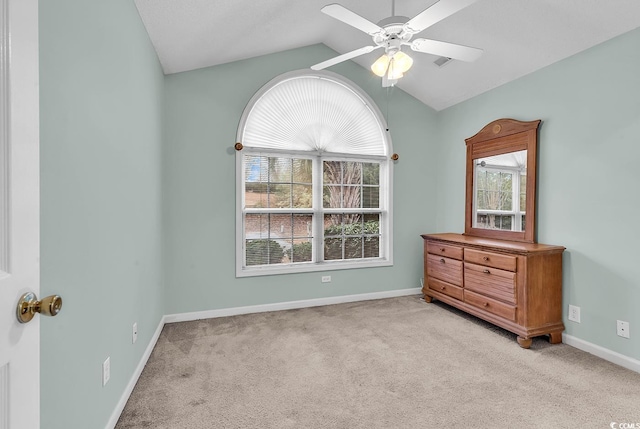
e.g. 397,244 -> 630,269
423,294 -> 433,303
516,336 -> 532,349
548,331 -> 563,344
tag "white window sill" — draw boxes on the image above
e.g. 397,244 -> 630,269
236,258 -> 393,278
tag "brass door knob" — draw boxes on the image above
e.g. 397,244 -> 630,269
16,292 -> 63,324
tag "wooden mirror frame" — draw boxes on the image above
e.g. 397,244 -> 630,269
464,118 -> 541,243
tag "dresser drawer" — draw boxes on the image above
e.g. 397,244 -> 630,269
464,263 -> 516,304
426,242 -> 463,260
427,277 -> 464,301
464,290 -> 516,322
465,248 -> 516,272
426,254 -> 463,286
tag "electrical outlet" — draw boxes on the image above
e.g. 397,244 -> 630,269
568,305 -> 581,323
617,320 -> 630,339
321,275 -> 331,283
132,322 -> 138,344
102,357 -> 111,386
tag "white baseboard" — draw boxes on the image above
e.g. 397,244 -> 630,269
562,333 -> 640,374
164,288 -> 422,323
105,314 -> 167,429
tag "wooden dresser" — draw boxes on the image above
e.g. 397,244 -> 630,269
422,233 -> 565,348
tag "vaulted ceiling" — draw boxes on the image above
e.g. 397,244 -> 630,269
134,0 -> 640,111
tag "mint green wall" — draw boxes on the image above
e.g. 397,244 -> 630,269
39,0 -> 165,428
435,28 -> 640,360
162,44 -> 438,313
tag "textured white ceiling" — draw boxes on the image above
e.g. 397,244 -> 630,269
134,0 -> 640,111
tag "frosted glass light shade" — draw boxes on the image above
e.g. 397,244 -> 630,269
371,54 -> 390,77
393,51 -> 413,73
371,51 -> 413,80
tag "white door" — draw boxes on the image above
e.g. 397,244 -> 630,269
0,0 -> 40,428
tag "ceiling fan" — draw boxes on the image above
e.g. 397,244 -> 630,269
311,0 -> 483,84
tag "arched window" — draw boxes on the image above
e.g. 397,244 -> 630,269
236,70 -> 393,277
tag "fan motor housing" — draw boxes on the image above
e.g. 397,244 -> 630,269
375,16 -> 412,45
377,15 -> 410,28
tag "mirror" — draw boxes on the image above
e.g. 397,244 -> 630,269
464,118 -> 540,243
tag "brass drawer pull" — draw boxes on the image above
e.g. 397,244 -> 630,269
483,302 -> 489,307
483,269 -> 490,274
440,248 -> 446,252
441,286 -> 446,290
440,258 -> 445,263
483,256 -> 489,261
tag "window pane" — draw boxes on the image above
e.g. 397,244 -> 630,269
244,155 -> 268,208
245,155 -> 268,182
291,239 -> 313,263
501,173 -> 513,210
323,161 -> 341,184
269,214 -> 292,240
245,214 -> 269,239
269,157 -> 292,183
245,239 -> 286,266
324,214 -> 343,236
342,185 -> 361,208
324,237 -> 343,260
288,214 -> 313,263
323,185 -> 341,208
292,158 -> 312,183
292,184 -> 312,208
476,169 -> 513,211
363,163 -> 379,185
364,236 -> 380,258
343,214 -> 362,235
269,183 -> 291,208
363,213 -> 380,234
245,185 -> 268,208
343,162 -> 362,185
363,186 -> 379,208
344,237 -> 363,259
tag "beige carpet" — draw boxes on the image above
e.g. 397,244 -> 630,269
116,296 -> 640,428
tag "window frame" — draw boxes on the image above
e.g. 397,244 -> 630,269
235,70 -> 393,277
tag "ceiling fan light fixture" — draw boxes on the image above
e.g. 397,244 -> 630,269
371,54 -> 390,77
372,50 -> 412,80
393,51 -> 413,73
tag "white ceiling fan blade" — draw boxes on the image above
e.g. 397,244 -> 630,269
321,4 -> 384,36
410,38 -> 483,62
311,46 -> 380,70
404,0 -> 478,34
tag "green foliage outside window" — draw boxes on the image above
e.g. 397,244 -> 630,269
245,239 -> 285,265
